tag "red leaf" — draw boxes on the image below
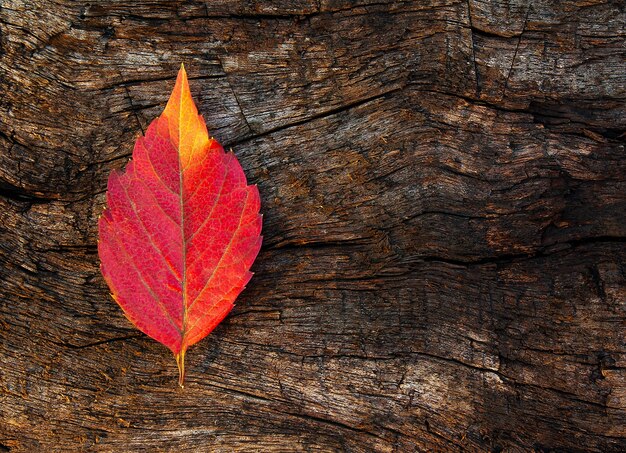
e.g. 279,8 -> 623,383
98,64 -> 262,387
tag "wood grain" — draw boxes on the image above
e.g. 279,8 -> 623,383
1,0 -> 625,451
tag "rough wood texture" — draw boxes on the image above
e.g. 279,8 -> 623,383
1,0 -> 625,451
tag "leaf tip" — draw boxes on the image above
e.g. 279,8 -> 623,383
179,63 -> 188,82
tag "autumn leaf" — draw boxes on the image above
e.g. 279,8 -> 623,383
98,64 -> 262,387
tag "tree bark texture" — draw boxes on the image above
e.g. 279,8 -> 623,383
1,0 -> 625,451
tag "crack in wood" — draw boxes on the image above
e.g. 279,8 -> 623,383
226,84 -> 405,147
501,5 -> 532,101
466,0 -> 481,96
56,334 -> 144,350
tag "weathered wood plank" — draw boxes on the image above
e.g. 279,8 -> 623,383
1,0 -> 625,451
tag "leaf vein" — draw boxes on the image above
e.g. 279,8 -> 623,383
120,178 -> 181,281
142,137 -> 180,198
106,223 -> 182,334
186,153 -> 234,244
185,189 -> 250,318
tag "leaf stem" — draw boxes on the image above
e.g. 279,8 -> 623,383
176,349 -> 186,388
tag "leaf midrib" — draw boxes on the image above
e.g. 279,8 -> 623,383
178,86 -> 188,348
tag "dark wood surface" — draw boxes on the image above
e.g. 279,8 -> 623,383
1,0 -> 625,451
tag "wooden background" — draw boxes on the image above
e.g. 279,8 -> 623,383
1,0 -> 625,451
